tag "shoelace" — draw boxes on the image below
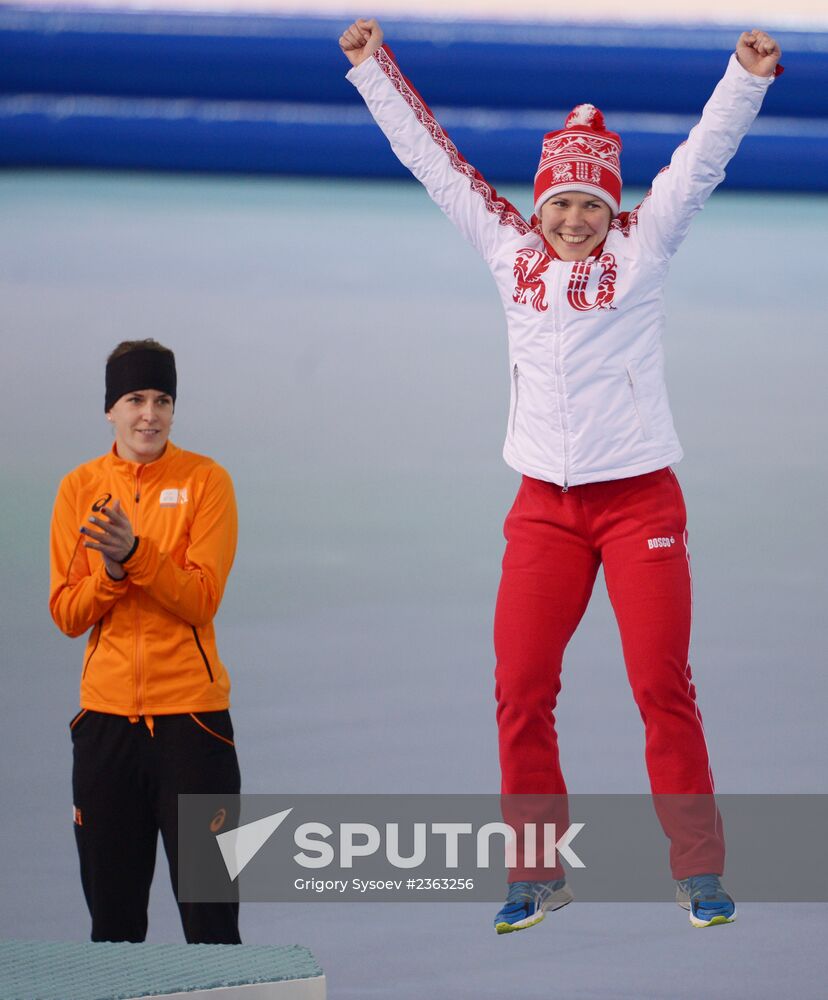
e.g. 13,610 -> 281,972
686,874 -> 724,900
505,880 -> 562,905
505,881 -> 535,903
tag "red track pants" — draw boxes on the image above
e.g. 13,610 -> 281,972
494,469 -> 724,881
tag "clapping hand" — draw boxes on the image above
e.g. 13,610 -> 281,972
81,499 -> 135,580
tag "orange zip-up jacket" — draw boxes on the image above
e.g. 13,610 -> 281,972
50,442 -> 237,716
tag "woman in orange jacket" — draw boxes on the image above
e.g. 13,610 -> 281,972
50,338 -> 241,943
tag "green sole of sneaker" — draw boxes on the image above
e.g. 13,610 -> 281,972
495,895 -> 574,934
690,913 -> 737,928
495,914 -> 545,935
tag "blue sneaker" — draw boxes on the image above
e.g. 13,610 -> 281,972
494,879 -> 574,934
676,873 -> 737,927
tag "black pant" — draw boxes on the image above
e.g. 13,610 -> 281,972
70,709 -> 242,943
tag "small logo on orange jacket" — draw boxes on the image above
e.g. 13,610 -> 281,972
92,494 -> 112,512
160,487 -> 189,507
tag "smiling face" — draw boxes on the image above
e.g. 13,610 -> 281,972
540,192 -> 613,261
107,389 -> 173,464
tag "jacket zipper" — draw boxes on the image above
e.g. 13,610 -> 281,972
133,465 -> 145,714
511,364 -> 520,436
192,626 -> 215,682
552,265 -> 570,491
626,365 -> 651,440
82,620 -> 102,679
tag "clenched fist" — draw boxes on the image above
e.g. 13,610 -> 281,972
339,18 -> 384,68
736,29 -> 781,76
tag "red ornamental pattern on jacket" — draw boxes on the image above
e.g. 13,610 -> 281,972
568,252 -> 618,311
513,250 -> 618,313
375,47 -> 532,237
512,248 -> 551,311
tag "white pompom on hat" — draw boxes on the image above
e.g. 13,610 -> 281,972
533,104 -> 622,217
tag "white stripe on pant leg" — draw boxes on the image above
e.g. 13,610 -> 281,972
681,527 -> 716,798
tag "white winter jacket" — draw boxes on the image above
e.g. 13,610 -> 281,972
348,47 -> 775,487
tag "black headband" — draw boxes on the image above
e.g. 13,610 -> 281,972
105,349 -> 177,412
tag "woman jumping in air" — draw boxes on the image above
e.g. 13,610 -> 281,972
340,18 -> 781,932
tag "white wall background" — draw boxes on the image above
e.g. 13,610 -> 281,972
17,0 -> 828,28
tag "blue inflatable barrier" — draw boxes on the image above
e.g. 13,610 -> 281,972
2,95 -> 826,193
1,8 -> 827,116
0,8 -> 825,190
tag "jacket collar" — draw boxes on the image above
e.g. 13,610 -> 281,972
106,440 -> 179,479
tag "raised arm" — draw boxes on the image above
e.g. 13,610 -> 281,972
340,18 -> 532,264
624,30 -> 782,261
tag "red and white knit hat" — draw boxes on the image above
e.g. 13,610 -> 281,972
533,104 -> 622,217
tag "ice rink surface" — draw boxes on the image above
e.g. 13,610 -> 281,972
1,171 -> 826,997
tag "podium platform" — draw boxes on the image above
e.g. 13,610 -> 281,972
0,941 -> 325,1000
